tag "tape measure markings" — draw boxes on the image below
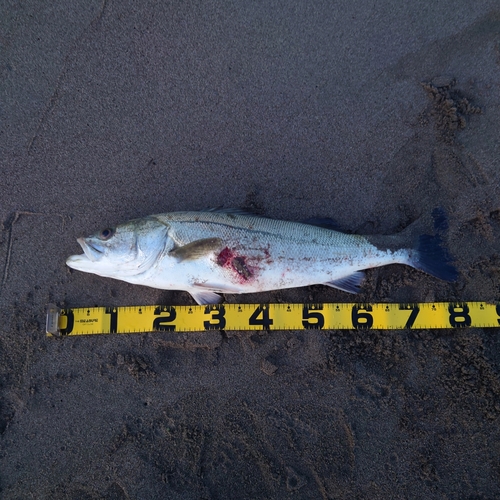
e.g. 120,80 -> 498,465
46,302 -> 500,336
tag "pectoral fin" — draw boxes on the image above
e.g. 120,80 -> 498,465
169,238 -> 223,262
324,271 -> 365,293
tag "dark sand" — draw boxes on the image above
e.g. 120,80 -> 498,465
2,1 -> 500,498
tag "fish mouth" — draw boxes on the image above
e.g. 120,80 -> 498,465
66,237 -> 104,268
78,237 -> 106,261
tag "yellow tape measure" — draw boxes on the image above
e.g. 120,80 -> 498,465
46,301 -> 500,336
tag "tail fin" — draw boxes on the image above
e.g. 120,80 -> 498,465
362,208 -> 458,282
410,233 -> 458,282
406,208 -> 458,282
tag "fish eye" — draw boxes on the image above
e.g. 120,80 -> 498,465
99,228 -> 115,240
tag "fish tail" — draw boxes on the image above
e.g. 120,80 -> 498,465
407,208 -> 458,282
410,233 -> 458,282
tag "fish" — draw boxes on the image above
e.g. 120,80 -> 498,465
66,208 -> 458,305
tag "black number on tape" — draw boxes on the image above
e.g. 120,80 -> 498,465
496,304 -> 500,325
153,306 -> 176,331
352,305 -> 373,329
448,303 -> 471,328
204,305 -> 226,330
302,304 -> 324,329
60,310 -> 74,336
249,305 -> 273,329
105,307 -> 118,334
400,304 -> 420,329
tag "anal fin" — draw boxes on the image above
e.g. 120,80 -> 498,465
324,271 -> 365,294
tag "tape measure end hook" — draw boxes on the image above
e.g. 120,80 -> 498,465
46,303 -> 61,336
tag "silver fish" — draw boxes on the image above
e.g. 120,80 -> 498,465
66,209 -> 457,304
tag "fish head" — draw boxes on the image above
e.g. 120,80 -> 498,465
66,217 -> 169,278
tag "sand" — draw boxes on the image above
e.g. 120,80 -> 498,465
1,1 -> 500,498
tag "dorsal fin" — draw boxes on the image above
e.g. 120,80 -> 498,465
301,217 -> 344,231
205,207 -> 258,216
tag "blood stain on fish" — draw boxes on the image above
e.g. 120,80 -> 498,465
217,247 -> 233,266
216,247 -> 253,280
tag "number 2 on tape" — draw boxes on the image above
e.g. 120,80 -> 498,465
153,306 -> 176,331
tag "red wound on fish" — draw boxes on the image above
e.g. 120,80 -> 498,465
217,247 -> 233,266
216,247 -> 253,280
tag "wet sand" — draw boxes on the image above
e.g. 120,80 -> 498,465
1,1 -> 500,498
